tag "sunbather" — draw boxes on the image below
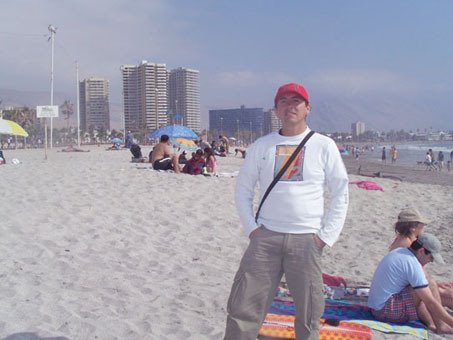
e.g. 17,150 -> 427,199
150,134 -> 180,173
62,144 -> 89,152
203,147 -> 217,174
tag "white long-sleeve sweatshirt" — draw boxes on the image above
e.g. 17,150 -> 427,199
235,128 -> 349,247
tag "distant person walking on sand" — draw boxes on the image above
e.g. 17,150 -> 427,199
125,131 -> 134,149
224,83 -> 349,340
438,151 -> 444,171
369,233 -> 453,334
381,146 -> 387,164
425,152 -> 434,171
150,134 -> 181,173
428,149 -> 435,162
450,150 -> 453,163
390,146 -> 398,164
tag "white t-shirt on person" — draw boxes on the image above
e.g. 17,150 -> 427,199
235,128 -> 349,247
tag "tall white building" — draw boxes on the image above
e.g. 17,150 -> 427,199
351,121 -> 366,140
121,61 -> 168,132
79,77 -> 110,131
263,108 -> 282,135
168,67 -> 201,132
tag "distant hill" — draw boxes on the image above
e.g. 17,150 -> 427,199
308,90 -> 451,132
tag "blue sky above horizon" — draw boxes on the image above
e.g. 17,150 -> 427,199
1,0 -> 453,129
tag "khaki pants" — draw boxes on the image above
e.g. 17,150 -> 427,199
224,227 -> 324,340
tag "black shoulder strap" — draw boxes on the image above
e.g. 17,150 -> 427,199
255,130 -> 315,223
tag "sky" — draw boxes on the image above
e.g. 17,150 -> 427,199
1,0 -> 453,130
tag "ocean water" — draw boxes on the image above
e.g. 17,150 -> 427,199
358,142 -> 453,167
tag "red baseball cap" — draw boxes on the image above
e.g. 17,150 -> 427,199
274,83 -> 309,106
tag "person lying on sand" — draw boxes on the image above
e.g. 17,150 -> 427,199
106,143 -> 121,151
388,208 -> 453,310
369,232 -> 453,334
150,134 -> 180,173
61,144 -> 89,152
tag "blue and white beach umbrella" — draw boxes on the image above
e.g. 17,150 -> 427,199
148,125 -> 198,140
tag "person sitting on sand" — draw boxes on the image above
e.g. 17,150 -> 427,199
369,232 -> 453,334
234,147 -> 246,159
388,208 -> 453,310
203,147 -> 217,174
130,143 -> 145,163
178,151 -> 188,165
62,144 -> 89,152
182,149 -> 205,175
150,134 -> 180,173
219,135 -> 230,154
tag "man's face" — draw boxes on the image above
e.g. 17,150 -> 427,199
276,93 -> 310,126
417,247 -> 434,266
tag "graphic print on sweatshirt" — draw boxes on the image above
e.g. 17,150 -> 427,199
274,145 -> 306,181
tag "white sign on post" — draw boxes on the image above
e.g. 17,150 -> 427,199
37,105 -> 59,118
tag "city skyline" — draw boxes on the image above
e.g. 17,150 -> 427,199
1,1 -> 453,132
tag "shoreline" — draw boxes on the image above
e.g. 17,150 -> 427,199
343,156 -> 453,186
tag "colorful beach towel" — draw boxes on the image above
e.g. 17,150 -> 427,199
259,314 -> 373,339
267,296 -> 428,339
350,180 -> 384,191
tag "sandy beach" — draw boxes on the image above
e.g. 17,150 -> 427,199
0,145 -> 452,340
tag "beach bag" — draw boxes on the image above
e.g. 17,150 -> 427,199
130,144 -> 142,158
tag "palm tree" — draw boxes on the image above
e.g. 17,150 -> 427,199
60,100 -> 74,130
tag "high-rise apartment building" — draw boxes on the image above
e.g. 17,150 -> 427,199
121,61 -> 168,133
168,67 -> 201,132
263,108 -> 282,135
209,105 -> 264,142
351,121 -> 366,140
79,77 -> 110,131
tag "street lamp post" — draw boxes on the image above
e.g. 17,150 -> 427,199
48,24 -> 57,149
76,61 -> 81,148
155,87 -> 159,129
220,117 -> 223,136
236,119 -> 239,143
249,121 -> 252,145
175,99 -> 178,124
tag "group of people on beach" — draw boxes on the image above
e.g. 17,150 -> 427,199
148,134 -> 218,175
424,148 -> 451,171
222,82 -> 453,339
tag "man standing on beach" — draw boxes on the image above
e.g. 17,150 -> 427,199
224,83 -> 349,340
369,233 -> 453,334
